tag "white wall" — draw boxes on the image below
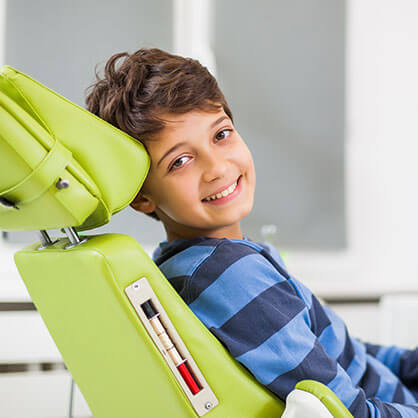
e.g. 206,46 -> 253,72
0,0 -> 7,254
288,0 -> 418,298
347,0 -> 418,287
173,0 -> 216,75
0,0 -> 5,67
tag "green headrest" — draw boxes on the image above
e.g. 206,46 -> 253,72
0,66 -> 150,232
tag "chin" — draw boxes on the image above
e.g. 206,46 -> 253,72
228,204 -> 253,225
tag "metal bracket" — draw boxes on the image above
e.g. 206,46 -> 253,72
37,230 -> 59,250
63,227 -> 88,249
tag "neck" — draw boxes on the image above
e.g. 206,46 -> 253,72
164,223 -> 243,242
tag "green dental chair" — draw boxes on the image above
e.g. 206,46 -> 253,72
0,66 -> 353,418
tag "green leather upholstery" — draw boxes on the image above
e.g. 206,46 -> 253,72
15,234 -> 286,418
0,67 -> 352,417
295,381 -> 353,418
0,66 -> 149,231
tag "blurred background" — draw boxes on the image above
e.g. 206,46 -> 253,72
0,0 -> 417,416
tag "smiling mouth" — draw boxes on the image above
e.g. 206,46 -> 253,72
202,175 -> 242,202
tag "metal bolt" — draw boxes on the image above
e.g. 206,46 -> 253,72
205,402 -> 213,410
56,178 -> 70,190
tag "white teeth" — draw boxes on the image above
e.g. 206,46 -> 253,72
204,180 -> 238,201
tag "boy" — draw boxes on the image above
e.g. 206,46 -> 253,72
86,48 -> 418,417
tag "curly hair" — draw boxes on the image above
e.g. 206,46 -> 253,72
85,48 -> 233,221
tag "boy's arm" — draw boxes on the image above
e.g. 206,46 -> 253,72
185,243 -> 418,418
364,343 -> 418,392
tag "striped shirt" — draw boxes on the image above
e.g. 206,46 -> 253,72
153,237 -> 418,417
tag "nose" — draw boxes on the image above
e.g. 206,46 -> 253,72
201,149 -> 229,183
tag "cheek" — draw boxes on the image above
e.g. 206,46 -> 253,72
235,143 -> 254,171
158,177 -> 200,210
176,187 -> 196,203
236,145 -> 256,188
248,153 -> 256,176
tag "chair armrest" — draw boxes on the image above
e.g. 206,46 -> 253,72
282,380 -> 353,418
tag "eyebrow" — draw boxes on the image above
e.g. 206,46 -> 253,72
157,141 -> 188,167
156,115 -> 230,167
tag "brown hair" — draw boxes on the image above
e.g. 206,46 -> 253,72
85,48 -> 233,221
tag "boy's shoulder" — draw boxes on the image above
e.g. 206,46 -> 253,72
153,236 -> 316,311
153,236 -> 287,280
153,236 -> 288,302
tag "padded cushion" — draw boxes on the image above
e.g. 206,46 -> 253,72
15,234 -> 286,417
295,380 -> 353,417
0,66 -> 149,231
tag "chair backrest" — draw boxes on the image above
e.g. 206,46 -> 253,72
0,67 -> 286,417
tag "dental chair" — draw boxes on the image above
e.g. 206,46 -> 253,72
0,66 -> 353,418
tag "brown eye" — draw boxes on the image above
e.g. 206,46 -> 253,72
169,156 -> 190,171
215,129 -> 232,142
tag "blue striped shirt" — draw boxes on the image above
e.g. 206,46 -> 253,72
153,237 -> 418,417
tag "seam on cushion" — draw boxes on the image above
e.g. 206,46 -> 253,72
3,76 -> 53,137
76,248 -> 197,413
3,68 -> 142,144
3,71 -> 149,214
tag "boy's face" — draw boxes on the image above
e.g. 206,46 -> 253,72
131,108 -> 256,241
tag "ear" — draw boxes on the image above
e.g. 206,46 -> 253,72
130,192 -> 157,214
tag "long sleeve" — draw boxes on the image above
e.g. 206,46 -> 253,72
184,241 -> 418,417
399,349 -> 418,397
365,343 -> 418,381
365,343 -> 418,398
